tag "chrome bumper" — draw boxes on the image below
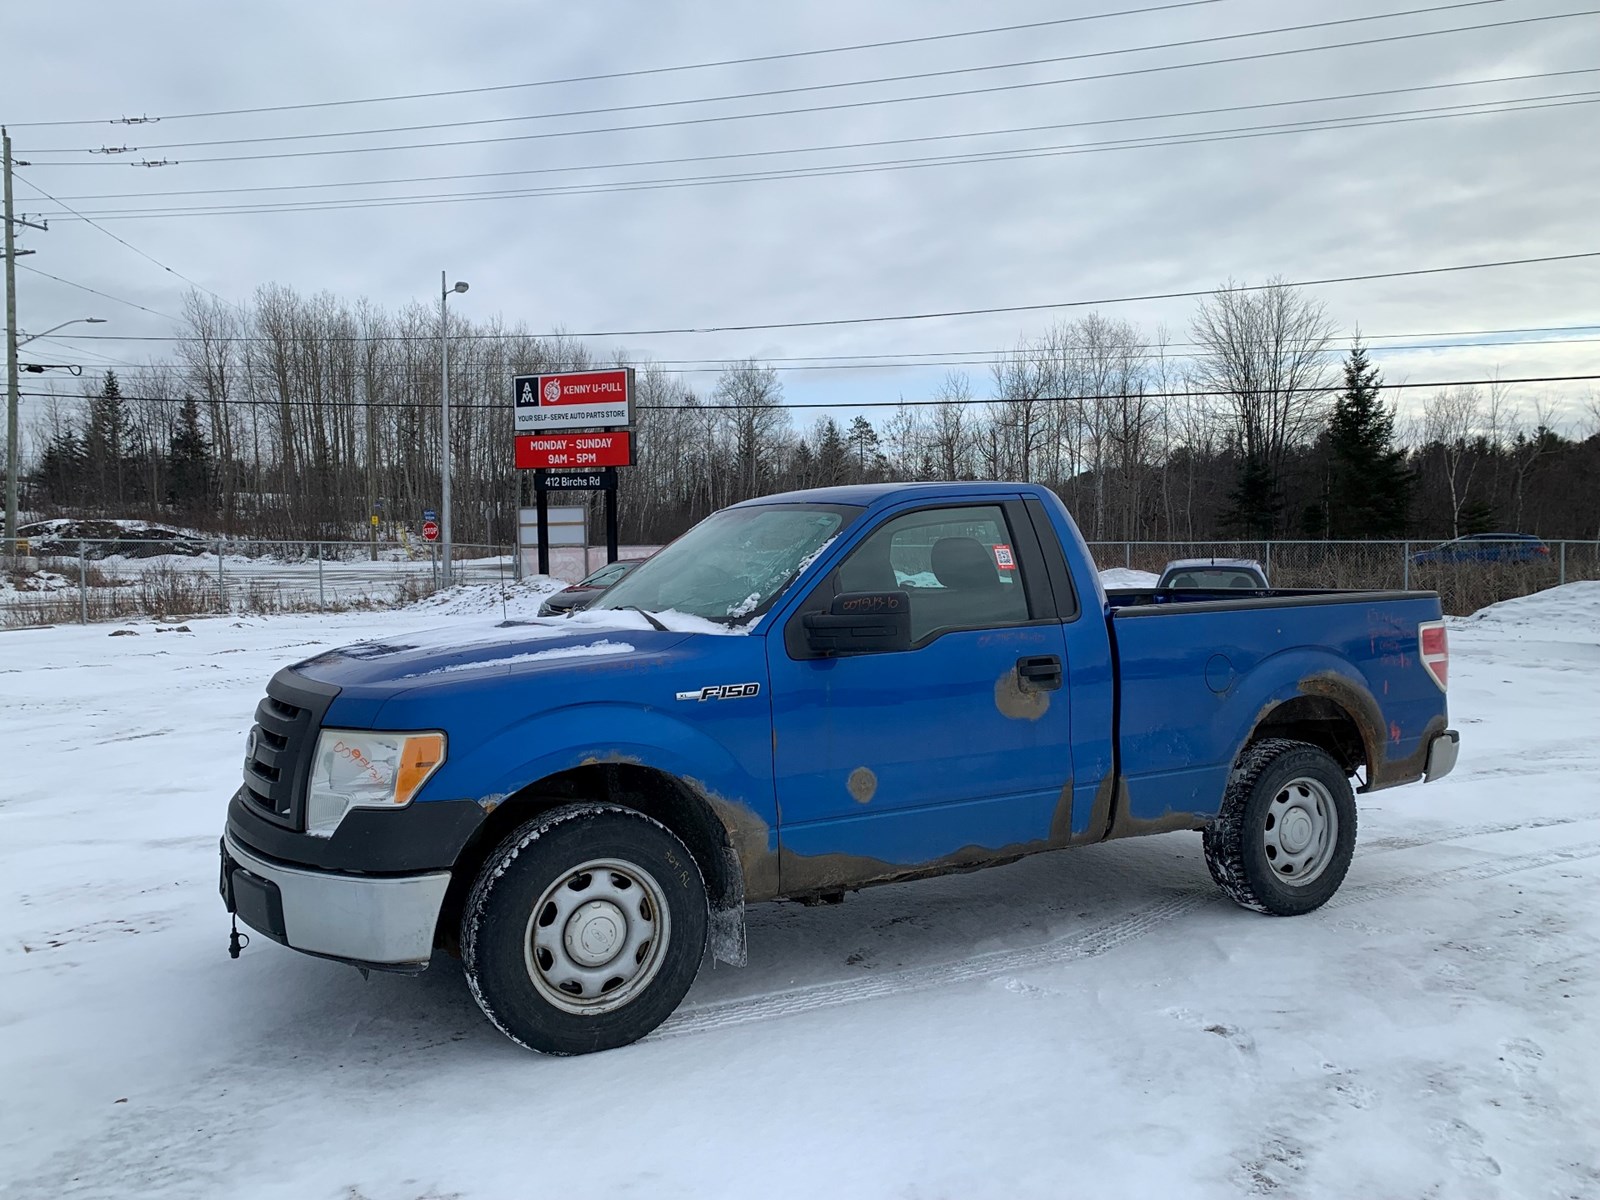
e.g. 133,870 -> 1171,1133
1425,729 -> 1460,782
222,831 -> 450,967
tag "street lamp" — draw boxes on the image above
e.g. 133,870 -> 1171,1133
439,274 -> 468,586
7,316 -> 107,548
18,316 -> 106,347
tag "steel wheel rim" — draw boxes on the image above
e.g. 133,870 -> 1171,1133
1262,776 -> 1338,886
523,857 -> 672,1016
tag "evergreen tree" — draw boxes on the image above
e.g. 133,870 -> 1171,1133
1327,339 -> 1412,538
1225,453 -> 1282,538
812,418 -> 849,486
84,370 -> 127,510
167,393 -> 213,514
846,416 -> 882,478
36,428 -> 86,508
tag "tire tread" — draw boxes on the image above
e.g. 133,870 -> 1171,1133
1204,738 -> 1355,916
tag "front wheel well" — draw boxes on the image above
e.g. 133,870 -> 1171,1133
436,763 -> 740,959
1249,696 -> 1370,780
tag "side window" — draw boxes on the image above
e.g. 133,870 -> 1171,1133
832,505 -> 1033,644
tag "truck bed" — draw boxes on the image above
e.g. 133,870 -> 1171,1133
1101,586 -> 1448,835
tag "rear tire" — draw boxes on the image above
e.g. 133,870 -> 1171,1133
463,803 -> 708,1054
1203,739 -> 1356,916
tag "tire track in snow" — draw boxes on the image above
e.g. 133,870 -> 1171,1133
658,827 -> 1600,1041
661,890 -> 1211,1040
1359,812 -> 1597,854
1329,838 -> 1600,909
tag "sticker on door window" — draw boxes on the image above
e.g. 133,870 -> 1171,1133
992,544 -> 1017,571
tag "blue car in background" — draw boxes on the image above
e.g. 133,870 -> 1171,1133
1411,533 -> 1550,565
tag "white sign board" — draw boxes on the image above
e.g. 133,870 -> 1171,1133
513,369 -> 633,432
518,505 -> 586,548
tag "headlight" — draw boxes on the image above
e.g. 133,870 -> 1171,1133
306,729 -> 446,838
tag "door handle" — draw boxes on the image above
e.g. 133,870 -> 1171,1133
1016,655 -> 1062,690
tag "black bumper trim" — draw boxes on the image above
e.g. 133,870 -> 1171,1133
227,789 -> 488,874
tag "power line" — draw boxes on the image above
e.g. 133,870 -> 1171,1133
17,373 -> 1600,412
2,0 -> 1241,128
36,70 -> 1598,206
10,173 -> 236,309
42,93 -> 1599,221
33,333 -> 1600,375
28,6 -> 1580,168
45,320 -> 1600,352
13,262 -> 179,320
26,2 -> 1508,156
27,334 -> 134,367
22,249 -> 1600,342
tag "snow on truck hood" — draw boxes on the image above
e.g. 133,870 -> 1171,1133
287,607 -> 747,689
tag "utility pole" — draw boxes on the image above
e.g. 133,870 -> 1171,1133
4,127 -> 19,551
4,129 -> 60,553
439,271 -> 468,586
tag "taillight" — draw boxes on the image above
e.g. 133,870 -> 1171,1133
1419,620 -> 1448,691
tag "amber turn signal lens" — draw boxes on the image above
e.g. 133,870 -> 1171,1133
395,733 -> 446,804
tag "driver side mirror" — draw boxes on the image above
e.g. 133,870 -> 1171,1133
803,590 -> 912,656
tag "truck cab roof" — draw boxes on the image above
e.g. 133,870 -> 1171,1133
728,481 -> 1046,509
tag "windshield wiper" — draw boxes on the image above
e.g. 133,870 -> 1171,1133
621,605 -> 670,632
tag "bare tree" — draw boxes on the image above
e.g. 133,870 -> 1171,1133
1422,386 -> 1483,537
928,372 -> 973,480
711,359 -> 790,502
1191,278 -> 1336,530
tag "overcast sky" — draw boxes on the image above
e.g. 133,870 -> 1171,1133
5,0 -> 1598,434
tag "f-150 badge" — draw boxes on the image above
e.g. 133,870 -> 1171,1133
676,683 -> 762,701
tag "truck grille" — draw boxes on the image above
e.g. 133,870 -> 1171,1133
241,668 -> 339,830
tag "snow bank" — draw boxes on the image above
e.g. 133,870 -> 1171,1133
1458,580 -> 1600,638
403,577 -> 567,619
1099,567 -> 1161,588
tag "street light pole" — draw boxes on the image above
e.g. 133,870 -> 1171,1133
439,272 -> 468,586
5,316 -> 106,546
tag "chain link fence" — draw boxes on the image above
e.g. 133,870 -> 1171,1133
0,539 -> 515,629
1086,539 -> 1600,615
6,535 -> 1598,628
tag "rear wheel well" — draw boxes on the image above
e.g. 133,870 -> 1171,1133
1250,696 -> 1369,780
436,763 -> 739,957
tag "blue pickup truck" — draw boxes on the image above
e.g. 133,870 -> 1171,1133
221,482 -> 1459,1055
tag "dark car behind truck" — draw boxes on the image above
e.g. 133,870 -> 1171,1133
222,482 -> 1457,1054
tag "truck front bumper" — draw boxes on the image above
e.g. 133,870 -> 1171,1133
220,832 -> 451,971
1425,729 -> 1461,782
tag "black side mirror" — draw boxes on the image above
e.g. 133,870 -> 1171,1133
803,590 -> 912,656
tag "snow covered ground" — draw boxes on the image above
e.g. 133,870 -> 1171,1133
2,584 -> 1598,1199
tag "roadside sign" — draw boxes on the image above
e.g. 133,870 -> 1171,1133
370,514 -> 380,527
515,431 -> 632,470
423,508 -> 437,522
535,469 -> 618,492
513,369 -> 632,432
421,519 -> 440,542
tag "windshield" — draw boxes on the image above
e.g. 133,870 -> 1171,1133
591,503 -> 860,623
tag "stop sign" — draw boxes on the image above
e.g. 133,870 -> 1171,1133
421,519 -> 440,542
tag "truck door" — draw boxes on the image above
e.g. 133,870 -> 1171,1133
767,500 -> 1073,885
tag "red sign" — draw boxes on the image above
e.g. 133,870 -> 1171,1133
513,369 -> 632,432
421,519 -> 440,542
515,431 -> 633,470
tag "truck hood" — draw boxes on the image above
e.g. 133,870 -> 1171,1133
291,618 -> 696,690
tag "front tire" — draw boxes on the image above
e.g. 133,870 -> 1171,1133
1203,739 -> 1357,916
463,804 -> 708,1054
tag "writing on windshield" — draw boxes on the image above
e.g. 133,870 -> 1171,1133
592,503 -> 859,623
